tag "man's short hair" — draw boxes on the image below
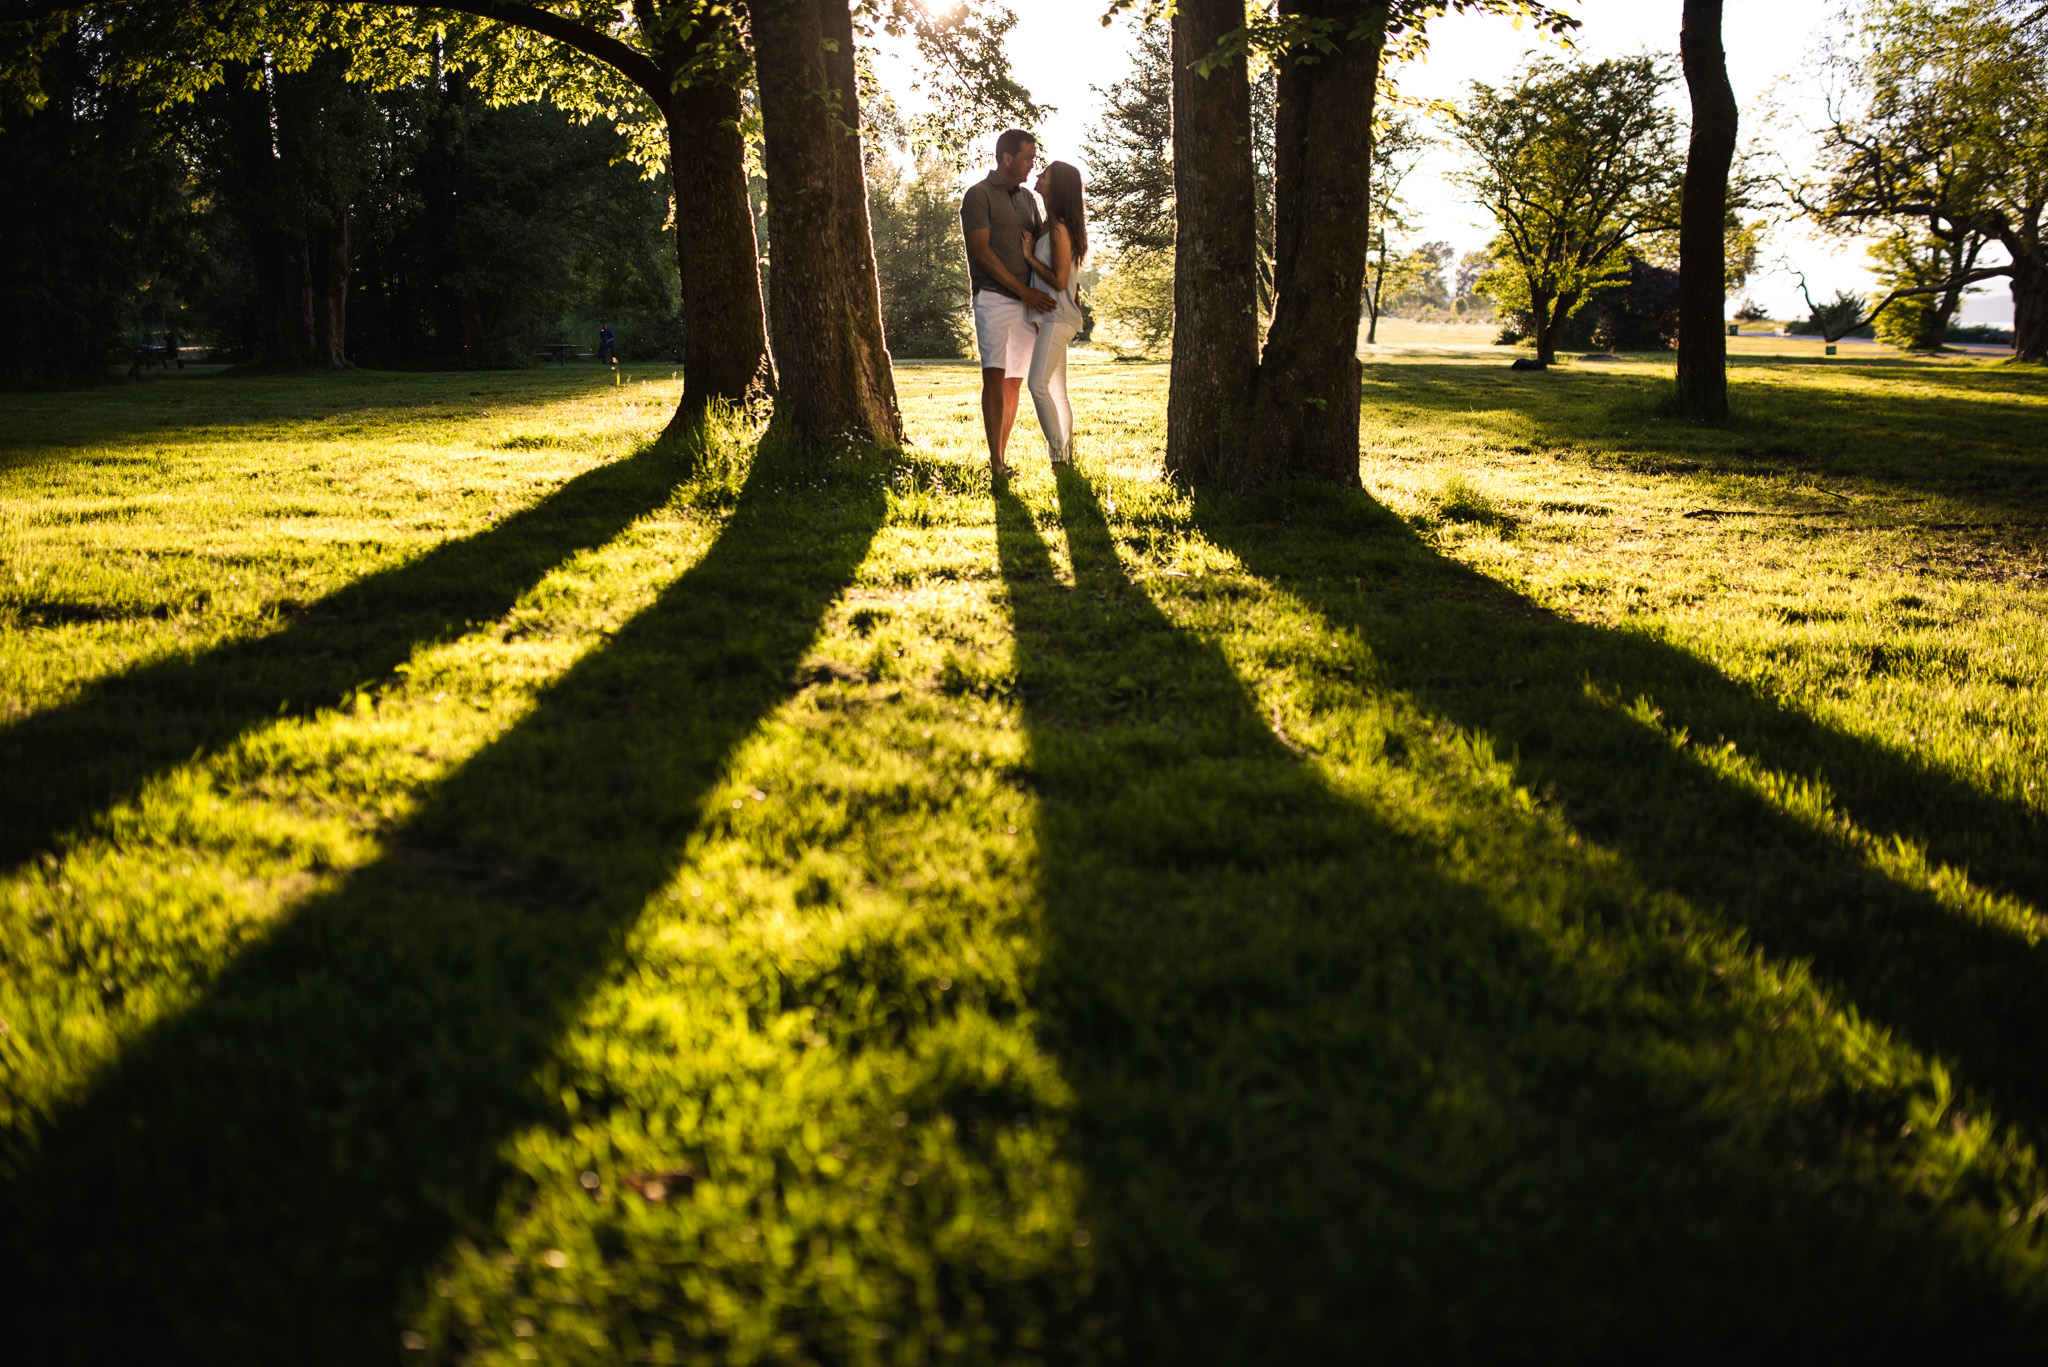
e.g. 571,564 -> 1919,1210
995,128 -> 1036,162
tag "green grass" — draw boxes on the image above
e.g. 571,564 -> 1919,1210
2,354 -> 2047,1361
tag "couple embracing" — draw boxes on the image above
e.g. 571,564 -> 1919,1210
960,128 -> 1089,478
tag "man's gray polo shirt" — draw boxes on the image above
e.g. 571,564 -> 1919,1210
960,171 -> 1042,302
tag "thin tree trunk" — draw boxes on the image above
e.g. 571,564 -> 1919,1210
1165,0 -> 1259,486
296,238 -> 318,363
1919,233 -> 1981,350
1244,0 -> 1385,487
751,0 -> 902,445
310,213 -> 348,369
1676,0 -> 1737,418
1366,229 -> 1387,345
663,76 -> 776,430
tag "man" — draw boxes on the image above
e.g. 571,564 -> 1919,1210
598,323 -> 617,366
961,129 -> 1056,475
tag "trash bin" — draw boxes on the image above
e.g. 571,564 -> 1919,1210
1727,323 -> 1738,336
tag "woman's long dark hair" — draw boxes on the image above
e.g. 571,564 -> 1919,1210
1042,160 -> 1088,265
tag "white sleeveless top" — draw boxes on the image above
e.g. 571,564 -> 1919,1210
1030,226 -> 1085,328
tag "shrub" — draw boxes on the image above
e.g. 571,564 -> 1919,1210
1091,248 -> 1174,358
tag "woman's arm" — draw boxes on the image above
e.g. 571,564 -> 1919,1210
1043,222 -> 1073,293
966,229 -> 1055,311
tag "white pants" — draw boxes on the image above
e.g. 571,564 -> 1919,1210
1027,306 -> 1082,461
973,289 -> 1039,377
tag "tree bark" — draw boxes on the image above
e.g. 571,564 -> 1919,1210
310,213 -> 348,369
1365,229 -> 1387,345
751,0 -> 902,445
818,0 -> 898,427
2013,251 -> 2047,363
1531,287 -> 1555,366
1911,232 -> 1982,350
1165,0 -> 1260,485
1676,0 -> 1737,418
646,1 -> 774,431
1244,0 -> 1385,487
662,76 -> 776,430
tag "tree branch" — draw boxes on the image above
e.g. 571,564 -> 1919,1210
1792,263 -> 2011,342
362,0 -> 667,102
0,0 -> 670,105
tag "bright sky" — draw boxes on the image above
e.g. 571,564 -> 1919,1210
871,0 -> 2012,324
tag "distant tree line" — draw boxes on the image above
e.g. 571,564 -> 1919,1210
0,26 -> 683,380
1,0 -> 1039,449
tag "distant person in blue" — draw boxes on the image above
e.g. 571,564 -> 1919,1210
598,324 -> 617,366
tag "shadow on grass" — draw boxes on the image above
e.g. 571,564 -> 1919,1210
997,470 -> 2048,1359
0,367 -> 621,471
1,439 -> 888,1362
1204,483 -> 2048,1111
0,443 -> 688,875
1361,359 -> 2048,522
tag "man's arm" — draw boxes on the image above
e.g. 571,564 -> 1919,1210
965,229 -> 1056,313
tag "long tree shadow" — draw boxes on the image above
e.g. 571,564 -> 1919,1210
1203,487 -> 2048,1140
0,443 -> 687,873
1361,359 -> 2048,523
997,472 -> 2048,1359
0,439 -> 888,1362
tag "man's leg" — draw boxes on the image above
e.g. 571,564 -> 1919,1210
981,368 -> 1010,467
999,378 -> 1024,459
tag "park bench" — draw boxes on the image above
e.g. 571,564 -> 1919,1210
539,343 -> 595,366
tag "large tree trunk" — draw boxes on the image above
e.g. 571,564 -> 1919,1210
818,0 -> 898,425
1243,0 -> 1385,488
655,8 -> 776,433
1164,0 -> 1260,485
1530,287 -> 1556,367
1675,0 -> 1737,418
751,0 -> 902,445
663,80 -> 776,426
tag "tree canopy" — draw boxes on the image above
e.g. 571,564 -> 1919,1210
1455,54 -> 1685,367
1803,0 -> 2048,360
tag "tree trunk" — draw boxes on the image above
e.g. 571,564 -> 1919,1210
1675,0 -> 1737,418
1164,0 -> 1260,486
310,213 -> 348,369
818,0 -> 898,427
1924,233 -> 1982,349
1365,229 -> 1387,345
1243,0 -> 1385,487
1530,287 -> 1555,366
2012,244 -> 2048,363
430,67 -> 482,362
253,230 -> 313,368
656,17 -> 776,433
751,0 -> 902,445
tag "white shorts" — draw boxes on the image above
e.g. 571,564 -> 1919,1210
973,289 -> 1040,378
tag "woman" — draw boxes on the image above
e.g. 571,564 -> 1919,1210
1025,160 -> 1089,466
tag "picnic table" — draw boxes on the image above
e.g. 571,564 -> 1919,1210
539,343 -> 591,366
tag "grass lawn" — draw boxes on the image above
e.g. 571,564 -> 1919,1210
2,352 -> 2046,1361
